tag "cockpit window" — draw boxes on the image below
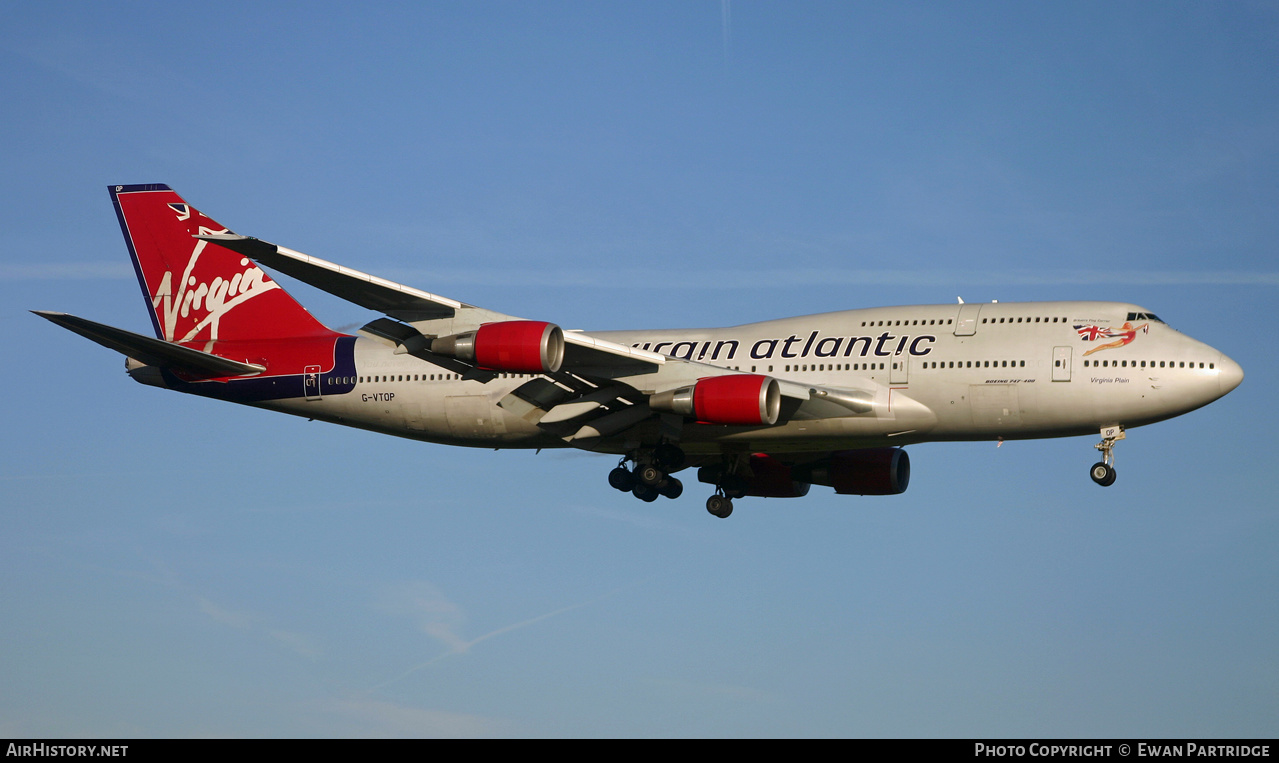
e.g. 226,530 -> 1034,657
1126,311 -> 1164,323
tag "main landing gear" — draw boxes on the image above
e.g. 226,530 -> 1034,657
606,446 -> 747,519
1090,425 -> 1124,487
697,459 -> 748,519
706,491 -> 733,519
607,444 -> 686,503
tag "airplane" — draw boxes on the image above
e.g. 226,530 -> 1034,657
35,184 -> 1244,518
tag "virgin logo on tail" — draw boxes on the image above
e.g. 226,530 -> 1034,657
151,229 -> 280,343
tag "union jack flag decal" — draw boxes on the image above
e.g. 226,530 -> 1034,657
1075,324 -> 1107,341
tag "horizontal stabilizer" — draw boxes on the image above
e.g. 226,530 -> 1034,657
200,234 -> 464,322
33,311 -> 265,377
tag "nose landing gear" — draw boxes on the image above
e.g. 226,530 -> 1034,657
1090,425 -> 1124,486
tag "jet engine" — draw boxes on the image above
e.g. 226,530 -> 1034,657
650,374 -> 781,426
796,447 -> 911,495
431,320 -> 564,374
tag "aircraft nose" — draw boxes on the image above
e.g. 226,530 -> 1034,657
1217,352 -> 1244,396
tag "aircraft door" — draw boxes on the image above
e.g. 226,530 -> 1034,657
890,353 -> 909,384
304,365 -> 322,400
954,303 -> 982,336
1052,346 -> 1072,382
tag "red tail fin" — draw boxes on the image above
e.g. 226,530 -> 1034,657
110,184 -> 334,344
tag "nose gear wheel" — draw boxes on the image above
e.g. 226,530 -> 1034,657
1090,425 -> 1124,487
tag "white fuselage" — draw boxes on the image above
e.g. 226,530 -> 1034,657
243,300 -> 1241,457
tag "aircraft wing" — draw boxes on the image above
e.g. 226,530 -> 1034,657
200,234 -> 933,446
199,234 -> 466,322
200,233 -> 667,371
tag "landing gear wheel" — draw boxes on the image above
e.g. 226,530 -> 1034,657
1090,462 -> 1117,487
1091,425 -> 1124,487
706,494 -> 733,518
637,464 -> 666,487
608,466 -> 636,492
632,483 -> 660,503
658,477 -> 683,500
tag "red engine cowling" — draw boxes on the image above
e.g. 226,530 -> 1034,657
817,448 -> 910,495
431,320 -> 564,373
651,374 -> 781,426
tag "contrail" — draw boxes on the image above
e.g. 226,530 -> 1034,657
369,585 -> 631,692
721,0 -> 732,71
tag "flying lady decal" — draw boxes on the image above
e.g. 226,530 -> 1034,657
1075,321 -> 1149,356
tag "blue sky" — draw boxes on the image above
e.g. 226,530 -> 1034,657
2,2 -> 1277,737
